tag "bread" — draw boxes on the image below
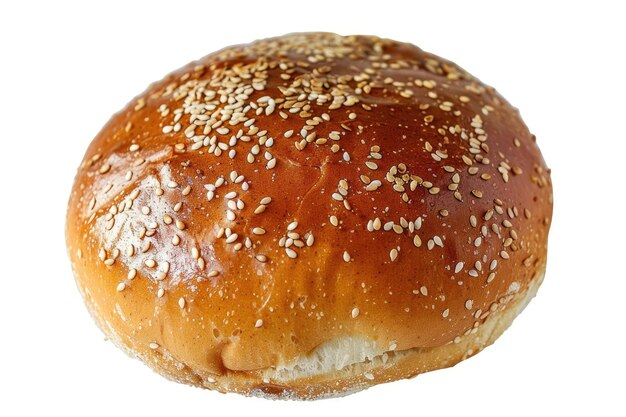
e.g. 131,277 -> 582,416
66,32 -> 553,399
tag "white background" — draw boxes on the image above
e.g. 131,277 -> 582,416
1,1 -> 624,415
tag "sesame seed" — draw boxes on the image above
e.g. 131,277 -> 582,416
351,307 -> 360,318
287,221 -> 298,231
389,248 -> 398,262
524,208 -> 532,219
255,254 -> 267,262
524,256 -> 534,267
455,262 -> 464,273
157,288 -> 165,298
420,286 -> 428,296
465,300 -> 474,310
343,251 -> 351,262
330,215 -> 339,226
149,342 -> 159,350
442,309 -> 450,318
99,164 -> 111,174
364,372 -> 374,380
252,227 -> 266,235
413,235 -> 422,247
285,248 -> 297,259
365,180 -> 382,191
116,282 -> 126,292
328,131 -> 341,140
470,215 -> 478,227
255,319 -> 264,328
178,298 -> 186,309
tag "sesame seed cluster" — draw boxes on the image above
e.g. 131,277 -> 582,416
67,33 -> 552,397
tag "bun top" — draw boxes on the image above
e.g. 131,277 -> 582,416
67,33 -> 552,375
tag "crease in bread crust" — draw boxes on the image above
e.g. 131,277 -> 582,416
77,269 -> 544,400
249,270 -> 543,399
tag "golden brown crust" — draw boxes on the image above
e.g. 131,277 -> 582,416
66,32 -> 552,398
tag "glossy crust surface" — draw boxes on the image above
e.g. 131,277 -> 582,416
66,32 -> 552,398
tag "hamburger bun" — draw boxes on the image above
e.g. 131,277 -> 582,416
66,32 -> 553,399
